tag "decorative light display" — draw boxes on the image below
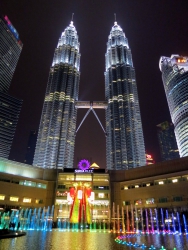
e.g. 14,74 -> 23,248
69,182 -> 93,224
115,235 -> 177,249
4,15 -> 19,40
78,159 -> 90,170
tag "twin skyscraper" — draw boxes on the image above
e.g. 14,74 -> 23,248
33,20 -> 146,170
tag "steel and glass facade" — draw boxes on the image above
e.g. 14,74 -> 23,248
0,15 -> 22,158
159,55 -> 188,157
157,121 -> 179,161
33,22 -> 80,169
0,15 -> 22,93
105,22 -> 146,170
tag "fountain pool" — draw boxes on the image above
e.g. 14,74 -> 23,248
0,231 -> 188,250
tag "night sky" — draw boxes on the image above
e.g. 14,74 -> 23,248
1,1 -> 188,168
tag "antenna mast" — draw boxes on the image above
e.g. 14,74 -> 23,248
72,13 -> 74,22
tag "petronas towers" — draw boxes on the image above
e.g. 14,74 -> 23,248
33,20 -> 146,170
105,22 -> 146,169
33,22 -> 80,169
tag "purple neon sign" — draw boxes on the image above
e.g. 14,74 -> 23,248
78,159 -> 90,170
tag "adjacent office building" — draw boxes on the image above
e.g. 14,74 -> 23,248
159,55 -> 188,157
105,22 -> 146,170
33,21 -> 80,169
0,15 -> 23,158
0,15 -> 22,93
157,121 -> 179,161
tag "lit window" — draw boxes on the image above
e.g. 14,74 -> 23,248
36,199 -> 43,204
10,196 -> 19,202
23,198 -> 31,203
98,193 -> 105,198
0,195 -> 5,200
146,198 -> 154,204
159,197 -> 167,203
123,201 -> 130,206
173,196 -> 182,202
159,181 -> 164,185
36,183 -> 47,189
134,199 -> 142,205
56,199 -> 65,205
135,185 -> 139,188
124,186 -> 128,190
172,179 -> 178,183
146,183 -> 150,187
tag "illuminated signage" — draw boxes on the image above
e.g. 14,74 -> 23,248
146,154 -> 154,165
75,169 -> 93,173
146,154 -> 152,159
78,159 -> 90,170
4,15 -> 19,40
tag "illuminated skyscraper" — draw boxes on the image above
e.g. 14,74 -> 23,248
0,15 -> 22,93
159,55 -> 188,157
0,15 -> 22,158
105,22 -> 146,170
157,121 -> 179,161
33,21 -> 80,169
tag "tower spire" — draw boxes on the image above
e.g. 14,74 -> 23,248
114,13 -> 117,25
70,13 -> 74,26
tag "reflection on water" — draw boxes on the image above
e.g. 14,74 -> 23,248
0,231 -> 188,250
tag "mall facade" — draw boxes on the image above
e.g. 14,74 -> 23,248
0,156 -> 188,222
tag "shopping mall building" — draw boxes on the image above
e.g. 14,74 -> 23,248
0,156 -> 188,222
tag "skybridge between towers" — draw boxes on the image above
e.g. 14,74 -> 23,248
75,101 -> 108,136
75,101 -> 108,109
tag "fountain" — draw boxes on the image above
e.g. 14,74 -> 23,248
155,208 -> 159,233
165,209 -> 170,233
0,206 -> 54,231
150,208 -> 154,233
161,208 -> 164,232
183,214 -> 187,234
110,205 -> 188,235
172,213 -> 176,233
1,204 -> 188,234
145,208 -> 149,233
177,212 -> 181,234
